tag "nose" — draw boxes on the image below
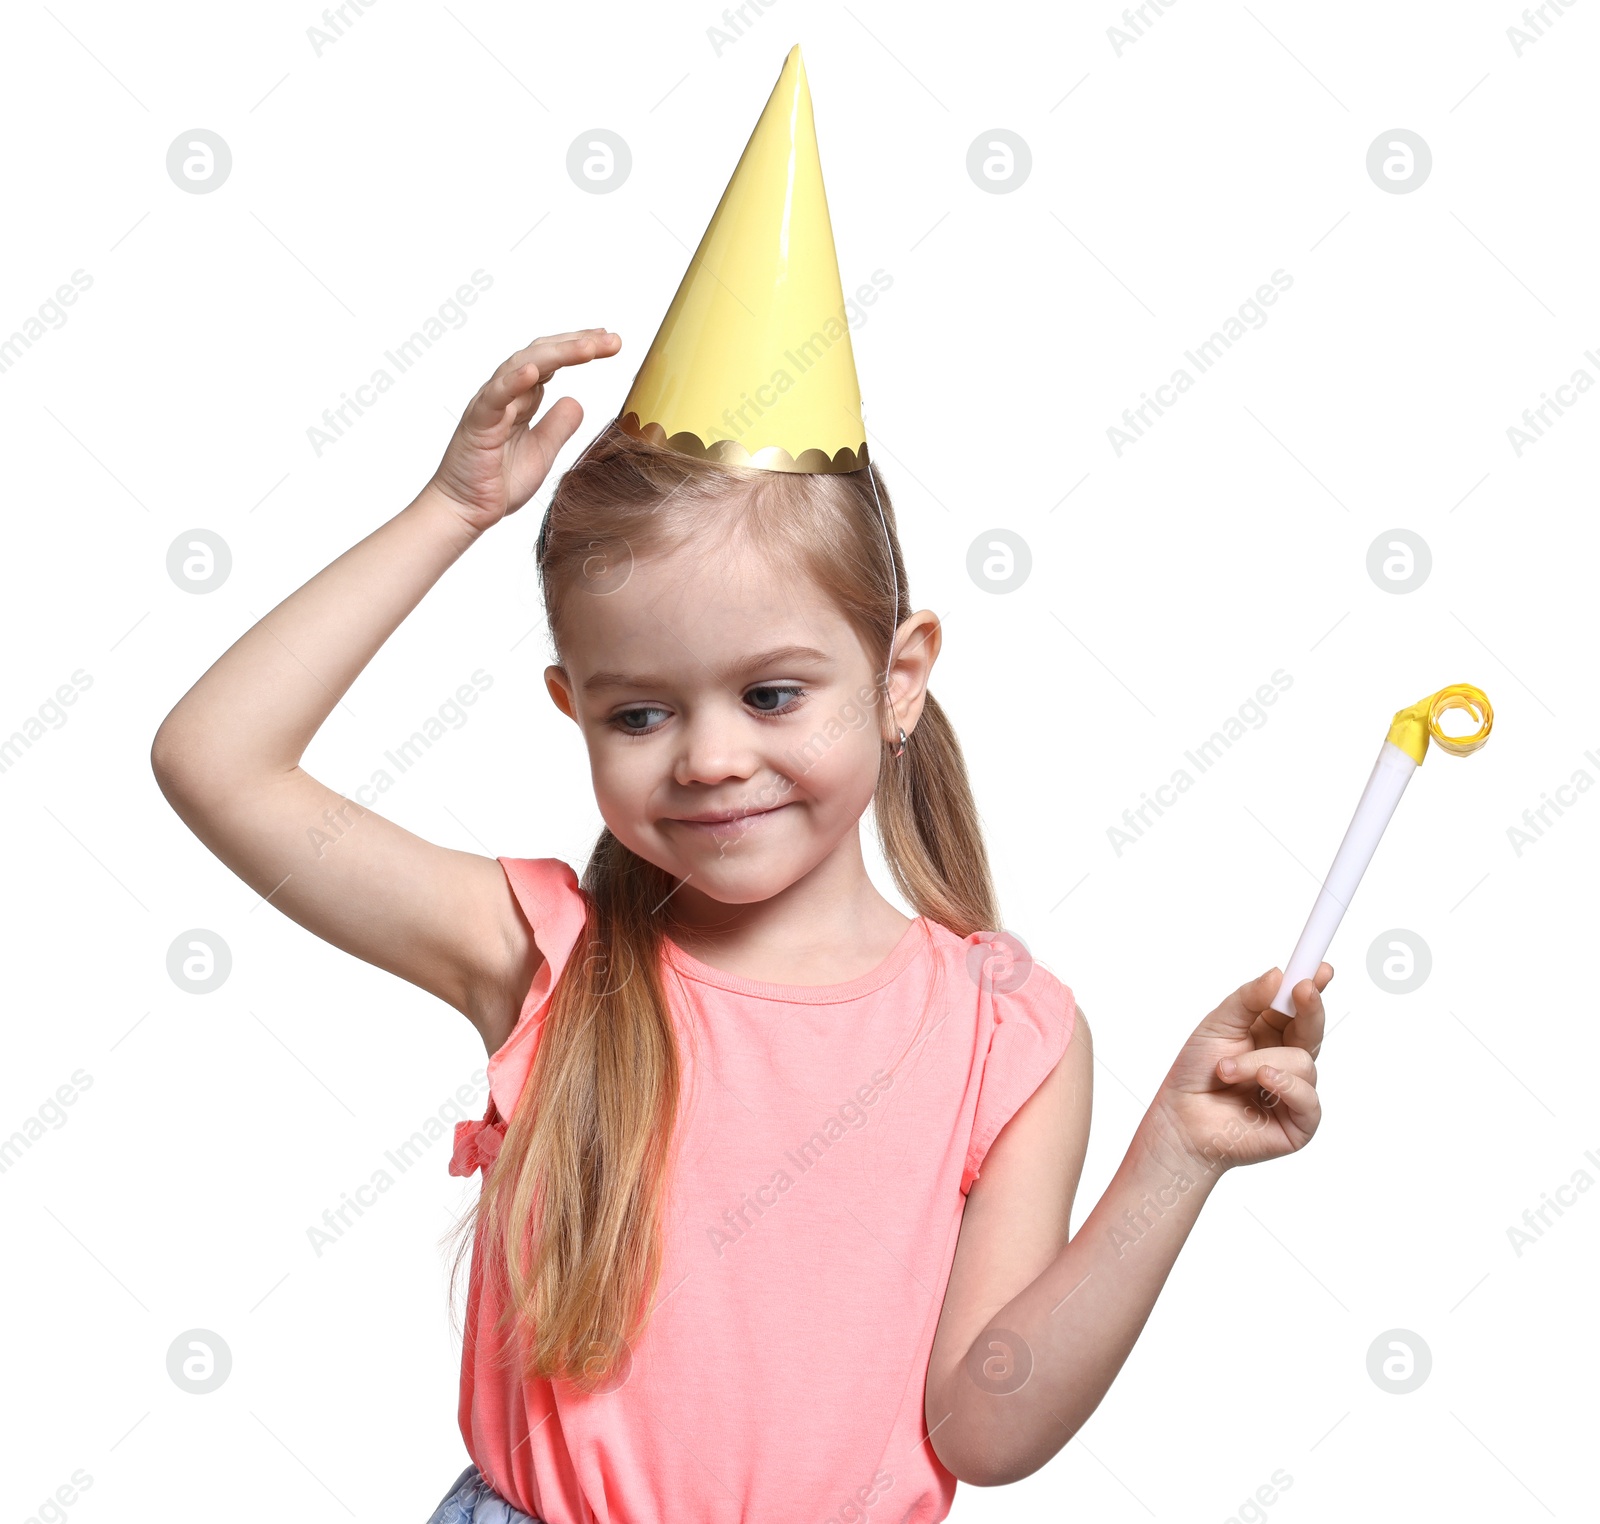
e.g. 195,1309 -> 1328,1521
671,707 -> 761,789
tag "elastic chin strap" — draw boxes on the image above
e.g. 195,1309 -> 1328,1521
861,418 -> 902,748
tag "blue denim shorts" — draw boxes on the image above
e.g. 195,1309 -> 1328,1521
426,1464 -> 543,1523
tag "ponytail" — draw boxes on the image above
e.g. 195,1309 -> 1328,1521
874,693 -> 998,938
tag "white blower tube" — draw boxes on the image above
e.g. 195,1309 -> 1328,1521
1269,739 -> 1418,1017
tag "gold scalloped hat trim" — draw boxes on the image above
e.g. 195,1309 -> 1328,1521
617,44 -> 868,475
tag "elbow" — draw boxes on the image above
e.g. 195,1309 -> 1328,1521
149,717 -> 189,807
947,1462 -> 1022,1490
937,1423 -> 1073,1489
958,1455 -> 1050,1490
150,714 -> 215,815
947,1453 -> 1024,1485
930,1414 -> 987,1488
934,1435 -> 1032,1490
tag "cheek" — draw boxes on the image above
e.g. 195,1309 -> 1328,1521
797,723 -> 882,813
585,735 -> 654,811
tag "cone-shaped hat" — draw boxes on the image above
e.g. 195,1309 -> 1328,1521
618,45 -> 867,473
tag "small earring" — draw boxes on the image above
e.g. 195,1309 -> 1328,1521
892,726 -> 907,759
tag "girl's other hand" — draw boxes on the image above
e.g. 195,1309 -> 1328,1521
1145,963 -> 1332,1176
428,328 -> 622,534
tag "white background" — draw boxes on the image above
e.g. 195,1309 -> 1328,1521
2,1 -> 1595,1520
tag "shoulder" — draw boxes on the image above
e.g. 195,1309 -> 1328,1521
984,999 -> 1091,1172
468,857 -> 589,1061
917,920 -> 1081,1195
920,918 -> 1079,1044
964,996 -> 1091,1224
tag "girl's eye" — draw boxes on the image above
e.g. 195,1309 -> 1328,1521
611,706 -> 669,735
608,688 -> 805,734
745,684 -> 806,715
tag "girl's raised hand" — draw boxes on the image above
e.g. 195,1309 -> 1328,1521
428,328 -> 622,534
1144,964 -> 1332,1177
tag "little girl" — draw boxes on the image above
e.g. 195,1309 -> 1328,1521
151,50 -> 1330,1524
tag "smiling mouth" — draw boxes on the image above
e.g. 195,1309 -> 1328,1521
666,803 -> 792,837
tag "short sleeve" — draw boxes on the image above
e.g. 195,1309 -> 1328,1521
961,975 -> 1077,1196
449,857 -> 588,1177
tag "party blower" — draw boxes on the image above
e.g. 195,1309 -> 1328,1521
1268,683 -> 1494,1017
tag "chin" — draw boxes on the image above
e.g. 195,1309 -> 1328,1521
665,848 -> 811,906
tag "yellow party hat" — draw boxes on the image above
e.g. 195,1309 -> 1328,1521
618,44 -> 868,473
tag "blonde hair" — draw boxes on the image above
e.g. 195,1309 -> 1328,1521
447,419 -> 998,1389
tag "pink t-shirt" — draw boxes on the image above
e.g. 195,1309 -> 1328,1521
448,857 -> 1077,1524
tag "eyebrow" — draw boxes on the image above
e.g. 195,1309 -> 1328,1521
582,644 -> 835,694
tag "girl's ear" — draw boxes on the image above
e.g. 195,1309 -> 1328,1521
884,610 -> 942,743
545,666 -> 579,723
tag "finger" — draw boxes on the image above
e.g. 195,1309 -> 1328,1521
507,330 -> 621,381
468,358 -> 558,426
1249,1064 -> 1321,1136
478,333 -> 618,414
525,327 -> 613,347
462,361 -> 541,428
480,336 -> 617,413
498,329 -> 613,376
1240,965 -> 1288,1017
1261,962 -> 1330,1055
1288,962 -> 1330,1055
1208,965 -> 1292,1041
1217,1046 -> 1316,1088
1246,960 -> 1332,1047
535,328 -> 622,373
521,395 -> 585,473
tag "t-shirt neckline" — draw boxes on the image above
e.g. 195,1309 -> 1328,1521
661,915 -> 930,1004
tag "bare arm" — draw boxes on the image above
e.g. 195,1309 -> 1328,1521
926,965 -> 1331,1486
150,329 -> 621,1051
